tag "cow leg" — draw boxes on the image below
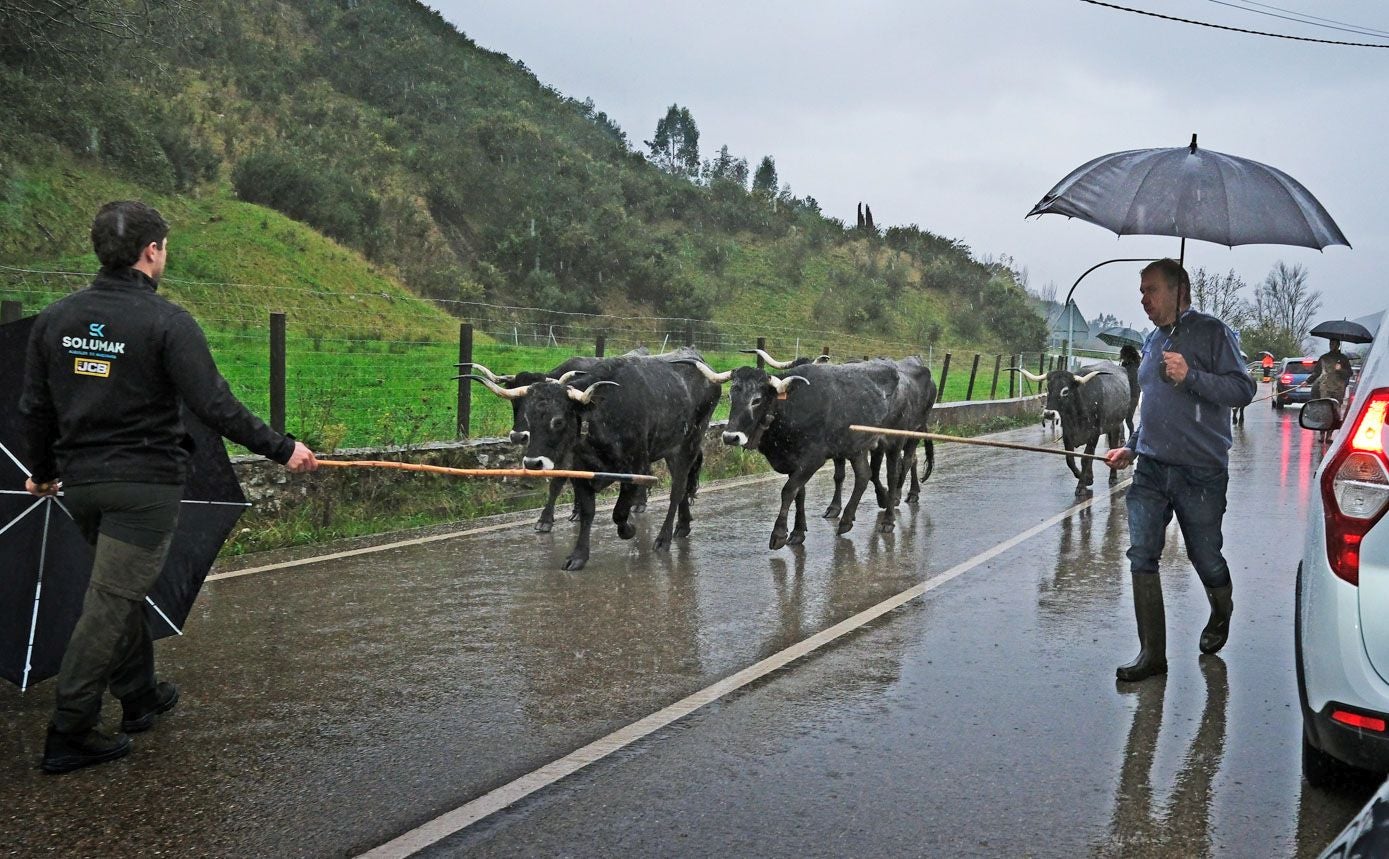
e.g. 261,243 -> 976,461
1076,440 -> 1097,496
787,486 -> 807,546
674,456 -> 700,539
823,458 -> 845,519
905,446 -> 921,505
1062,430 -> 1083,480
564,480 -> 598,571
631,485 -> 648,514
871,447 -> 889,509
537,478 -> 566,532
879,447 -> 900,532
613,483 -> 639,540
772,464 -> 819,550
837,452 -> 872,536
653,454 -> 693,551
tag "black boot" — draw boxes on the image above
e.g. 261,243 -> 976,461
121,681 -> 179,733
41,726 -> 131,774
1199,585 -> 1234,655
1117,573 -> 1167,682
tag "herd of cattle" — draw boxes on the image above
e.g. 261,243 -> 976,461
460,347 -> 1135,570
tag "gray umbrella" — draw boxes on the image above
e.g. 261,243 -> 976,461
1096,326 -> 1145,349
1028,135 -> 1350,252
1308,319 -> 1375,344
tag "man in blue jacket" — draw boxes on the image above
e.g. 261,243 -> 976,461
1104,259 -> 1256,682
21,201 -> 318,772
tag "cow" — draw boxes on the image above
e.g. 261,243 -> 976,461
467,348 -> 721,571
1014,362 -> 1130,496
464,348 -> 651,532
688,357 -> 903,549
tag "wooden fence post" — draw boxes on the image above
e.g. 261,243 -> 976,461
595,334 -> 606,357
1009,353 -> 1019,398
685,322 -> 694,347
989,354 -> 1002,399
756,336 -> 766,369
938,352 -> 952,403
1038,352 -> 1046,375
1,300 -> 21,324
821,344 -> 830,360
457,322 -> 473,438
269,312 -> 286,435
965,353 -> 981,401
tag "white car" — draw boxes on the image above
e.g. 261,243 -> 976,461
1296,320 -> 1389,787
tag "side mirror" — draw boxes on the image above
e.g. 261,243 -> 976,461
1299,398 -> 1342,432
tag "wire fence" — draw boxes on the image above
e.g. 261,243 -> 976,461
1,264 -> 1115,451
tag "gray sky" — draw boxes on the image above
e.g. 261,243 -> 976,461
438,0 -> 1387,329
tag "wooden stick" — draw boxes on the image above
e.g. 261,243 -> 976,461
849,425 -> 1114,463
1249,380 -> 1309,405
316,460 -> 658,485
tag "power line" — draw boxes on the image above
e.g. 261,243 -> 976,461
1224,0 -> 1389,39
1079,0 -> 1389,47
1207,0 -> 1389,40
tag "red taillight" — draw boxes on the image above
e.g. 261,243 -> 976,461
1302,359 -> 1316,366
1331,709 -> 1388,732
1322,389 -> 1389,585
1281,374 -> 1294,384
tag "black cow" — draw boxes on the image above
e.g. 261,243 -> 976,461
691,358 -> 902,549
872,356 -> 938,511
469,348 -> 720,571
1016,362 -> 1130,496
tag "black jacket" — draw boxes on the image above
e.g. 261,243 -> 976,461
19,268 -> 294,485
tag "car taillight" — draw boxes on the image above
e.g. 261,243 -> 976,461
1281,374 -> 1294,385
1322,389 -> 1389,585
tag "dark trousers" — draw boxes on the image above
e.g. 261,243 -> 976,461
1126,456 -> 1232,588
51,482 -> 181,735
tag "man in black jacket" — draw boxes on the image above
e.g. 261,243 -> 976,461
20,201 -> 317,773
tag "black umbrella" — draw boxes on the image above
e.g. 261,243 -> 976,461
1028,135 -> 1350,254
0,315 -> 249,690
1096,325 -> 1145,349
1308,319 -> 1375,345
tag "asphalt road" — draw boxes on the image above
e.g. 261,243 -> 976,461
0,385 -> 1381,857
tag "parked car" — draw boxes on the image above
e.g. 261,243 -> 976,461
1274,357 -> 1317,409
1295,332 -> 1389,786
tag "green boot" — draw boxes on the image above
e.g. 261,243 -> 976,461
1117,573 -> 1167,682
1199,584 -> 1234,655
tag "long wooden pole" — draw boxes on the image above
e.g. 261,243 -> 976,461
1249,380 -> 1310,405
849,425 -> 1113,463
316,460 -> 658,485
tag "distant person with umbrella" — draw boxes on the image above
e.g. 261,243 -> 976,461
1306,338 -> 1353,406
1103,259 -> 1256,683
1260,351 -> 1275,382
1119,344 -> 1140,437
20,201 -> 319,774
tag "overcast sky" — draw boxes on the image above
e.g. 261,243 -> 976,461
437,0 -> 1387,329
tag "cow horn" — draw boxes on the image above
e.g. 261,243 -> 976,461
686,360 -> 733,384
467,376 -> 530,399
1006,367 -> 1047,383
556,369 -> 585,384
739,348 -> 794,369
566,380 -> 620,404
1074,371 -> 1100,385
813,354 -> 832,364
455,362 -> 513,384
768,375 -> 810,394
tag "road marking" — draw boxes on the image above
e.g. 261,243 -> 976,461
206,473 -> 784,582
357,477 -> 1132,858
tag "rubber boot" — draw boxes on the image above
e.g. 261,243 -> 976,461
1117,573 -> 1167,682
1199,584 -> 1234,655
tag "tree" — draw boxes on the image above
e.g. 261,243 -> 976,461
1190,267 -> 1250,328
644,104 -> 699,177
704,144 -> 747,187
752,155 -> 778,196
1,0 -> 197,75
1254,261 -> 1321,344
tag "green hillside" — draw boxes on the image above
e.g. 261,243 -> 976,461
1,0 -> 1048,452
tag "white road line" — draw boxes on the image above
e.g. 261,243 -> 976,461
206,472 -> 784,582
357,477 -> 1132,859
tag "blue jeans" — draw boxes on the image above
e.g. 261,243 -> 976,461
1126,456 -> 1232,588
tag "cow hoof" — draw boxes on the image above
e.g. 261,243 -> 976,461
568,511 -> 581,522
770,531 -> 789,550
632,503 -> 648,514
787,530 -> 805,546
653,534 -> 671,551
836,518 -> 855,536
1109,472 -> 1119,484
906,492 -> 919,504
879,519 -> 895,534
874,490 -> 888,508
534,521 -> 554,534
563,555 -> 588,572
617,522 -> 636,540
822,505 -> 841,520
1075,485 -> 1092,497
673,523 -> 692,539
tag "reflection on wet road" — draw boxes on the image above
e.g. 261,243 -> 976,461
0,389 -> 1379,856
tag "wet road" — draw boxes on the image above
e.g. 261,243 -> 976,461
1,386 -> 1380,857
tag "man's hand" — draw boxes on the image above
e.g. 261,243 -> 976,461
25,477 -> 60,497
1105,447 -> 1135,470
1162,351 -> 1189,385
285,441 -> 318,473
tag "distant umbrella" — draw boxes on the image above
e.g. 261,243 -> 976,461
1028,135 -> 1350,252
1097,326 -> 1145,349
1308,319 -> 1375,345
0,316 -> 249,690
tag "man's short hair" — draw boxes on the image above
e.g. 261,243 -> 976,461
91,201 -> 169,270
1141,257 -> 1191,304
